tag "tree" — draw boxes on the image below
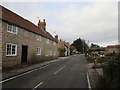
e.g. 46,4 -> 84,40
58,48 -> 66,57
90,43 -> 100,48
71,38 -> 88,53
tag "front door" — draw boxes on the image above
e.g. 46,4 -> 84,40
21,45 -> 28,64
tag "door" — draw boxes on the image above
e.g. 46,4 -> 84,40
21,45 -> 28,64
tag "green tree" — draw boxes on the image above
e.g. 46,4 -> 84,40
58,48 -> 66,57
90,43 -> 100,48
71,38 -> 88,53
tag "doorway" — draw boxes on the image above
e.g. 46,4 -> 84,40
21,45 -> 28,64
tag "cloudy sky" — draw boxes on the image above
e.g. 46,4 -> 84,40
1,0 -> 119,47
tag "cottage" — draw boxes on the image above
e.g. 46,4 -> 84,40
0,6 -> 58,68
88,47 -> 106,56
105,45 -> 120,54
64,42 -> 70,56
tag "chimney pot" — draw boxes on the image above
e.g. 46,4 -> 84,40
55,35 -> 58,41
38,19 -> 46,31
43,19 -> 45,22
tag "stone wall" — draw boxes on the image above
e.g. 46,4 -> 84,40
2,21 -> 58,68
0,21 -> 2,67
106,47 -> 120,54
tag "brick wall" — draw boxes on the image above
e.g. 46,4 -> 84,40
2,21 -> 58,68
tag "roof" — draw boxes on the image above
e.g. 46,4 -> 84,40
107,45 -> 120,48
88,47 -> 106,51
64,42 -> 70,47
1,6 -> 57,42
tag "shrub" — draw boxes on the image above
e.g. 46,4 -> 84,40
103,55 -> 120,88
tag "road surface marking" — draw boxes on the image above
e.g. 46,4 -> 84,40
54,65 -> 65,74
0,60 -> 62,83
86,72 -> 91,90
32,82 -> 43,90
0,70 -> 34,83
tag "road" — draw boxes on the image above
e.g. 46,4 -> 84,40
2,54 -> 90,89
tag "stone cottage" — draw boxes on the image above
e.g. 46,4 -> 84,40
64,42 -> 70,56
105,45 -> 120,54
0,6 -> 58,68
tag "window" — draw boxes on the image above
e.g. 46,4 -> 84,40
36,35 -> 41,41
54,42 -> 56,45
36,47 -> 41,55
46,50 -> 49,56
54,51 -> 56,56
6,43 -> 17,56
7,23 -> 18,34
46,39 -> 49,43
50,50 -> 52,56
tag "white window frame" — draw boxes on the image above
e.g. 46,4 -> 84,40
54,51 -> 56,56
46,39 -> 49,43
36,47 -> 41,55
54,42 -> 56,45
7,23 -> 18,34
36,35 -> 41,41
50,50 -> 52,56
6,43 -> 17,56
46,50 -> 49,56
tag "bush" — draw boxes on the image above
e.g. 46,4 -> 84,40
103,55 -> 120,88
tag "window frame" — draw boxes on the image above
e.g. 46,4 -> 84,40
46,39 -> 49,43
54,51 -> 56,56
6,43 -> 17,56
50,50 -> 52,56
46,50 -> 49,56
54,42 -> 56,45
36,35 -> 41,41
7,23 -> 18,34
36,47 -> 41,55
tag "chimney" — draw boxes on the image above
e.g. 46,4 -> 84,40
55,35 -> 58,41
38,19 -> 46,31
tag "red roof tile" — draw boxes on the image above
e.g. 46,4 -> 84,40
64,42 -> 70,47
1,6 -> 57,42
107,45 -> 120,48
88,47 -> 106,50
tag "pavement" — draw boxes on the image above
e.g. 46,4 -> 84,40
1,54 -> 102,89
87,63 -> 103,88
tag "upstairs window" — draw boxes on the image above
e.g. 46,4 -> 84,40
46,39 -> 49,43
6,43 -> 17,56
36,35 -> 41,41
7,23 -> 18,34
54,42 -> 56,45
36,47 -> 41,55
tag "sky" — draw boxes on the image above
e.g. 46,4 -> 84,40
1,0 -> 119,47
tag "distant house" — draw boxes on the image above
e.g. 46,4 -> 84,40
0,6 -> 58,68
88,47 -> 106,55
105,45 -> 120,54
57,39 -> 70,56
64,42 -> 70,56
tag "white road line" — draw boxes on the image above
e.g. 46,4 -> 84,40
86,72 -> 91,90
54,65 -> 65,74
0,61 -> 60,83
32,82 -> 43,90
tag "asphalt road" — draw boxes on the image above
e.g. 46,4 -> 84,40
2,54 -> 90,89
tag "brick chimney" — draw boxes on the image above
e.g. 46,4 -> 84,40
55,35 -> 58,41
38,19 -> 46,31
